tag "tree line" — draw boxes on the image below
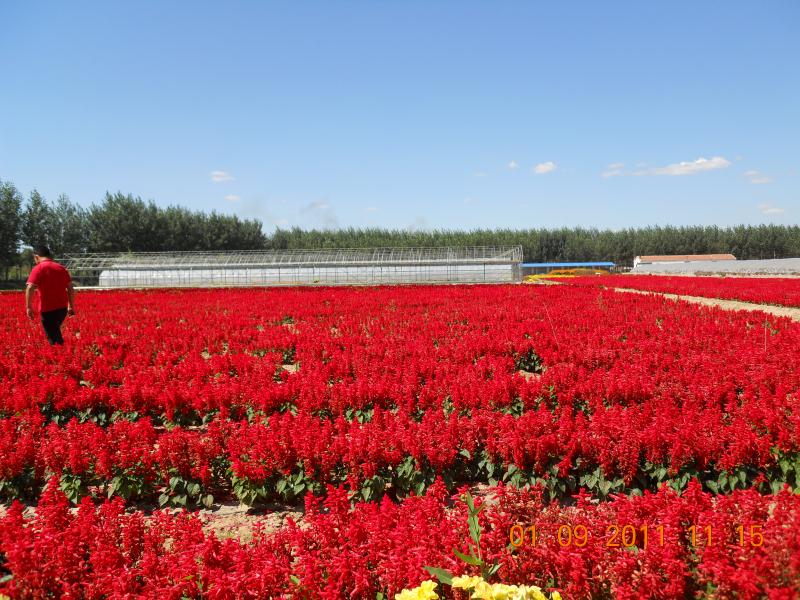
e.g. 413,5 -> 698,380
0,180 -> 265,278
265,225 -> 800,265
2,177 -> 799,279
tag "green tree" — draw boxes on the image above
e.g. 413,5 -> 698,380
87,192 -> 160,252
21,189 -> 56,250
50,194 -> 88,255
0,180 -> 23,278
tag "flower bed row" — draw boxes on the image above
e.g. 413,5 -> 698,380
558,275 -> 800,308
1,480 -> 798,599
2,409 -> 799,507
2,286 -> 800,506
3,285 -> 798,424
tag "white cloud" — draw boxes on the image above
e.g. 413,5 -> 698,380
633,156 -> 730,176
463,197 -> 477,204
224,194 -> 240,202
602,162 -> 625,178
759,203 -> 785,215
365,206 -> 378,212
474,171 -> 488,177
211,170 -> 235,183
745,170 -> 772,184
533,161 -> 557,175
508,160 -> 519,170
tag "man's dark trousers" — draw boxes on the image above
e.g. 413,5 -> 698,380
41,308 -> 67,345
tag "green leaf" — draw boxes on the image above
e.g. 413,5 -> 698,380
459,448 -> 471,459
468,515 -> 481,546
202,494 -> 214,509
423,566 -> 453,586
464,491 -> 475,513
453,547 -> 482,566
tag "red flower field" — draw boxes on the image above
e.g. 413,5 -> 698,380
1,284 -> 799,598
560,274 -> 800,308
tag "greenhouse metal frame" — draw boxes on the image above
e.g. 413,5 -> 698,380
62,246 -> 523,288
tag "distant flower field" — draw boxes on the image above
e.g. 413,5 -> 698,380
1,285 -> 799,598
560,274 -> 800,308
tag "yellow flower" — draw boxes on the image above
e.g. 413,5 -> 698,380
394,580 -> 439,600
471,581 -> 521,600
397,577 -> 562,600
452,575 -> 484,590
516,585 -> 547,600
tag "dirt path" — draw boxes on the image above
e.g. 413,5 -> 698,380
609,287 -> 800,322
534,279 -> 800,322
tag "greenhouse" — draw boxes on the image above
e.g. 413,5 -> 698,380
61,246 -> 523,288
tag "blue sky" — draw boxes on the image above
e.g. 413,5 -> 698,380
1,1 -> 798,231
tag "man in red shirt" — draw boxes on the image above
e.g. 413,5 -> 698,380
25,246 -> 76,345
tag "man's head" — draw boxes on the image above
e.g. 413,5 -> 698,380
33,246 -> 52,264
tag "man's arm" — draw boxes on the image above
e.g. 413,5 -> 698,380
67,282 -> 76,316
25,284 -> 36,319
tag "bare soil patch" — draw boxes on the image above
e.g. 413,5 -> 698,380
0,499 -> 304,542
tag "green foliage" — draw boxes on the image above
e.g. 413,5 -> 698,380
159,474 -> 213,509
343,405 -> 374,423
281,346 -> 296,365
0,469 -> 38,501
16,187 -> 88,258
5,176 -> 800,277
390,456 -> 437,498
0,180 -> 23,272
425,491 -> 501,586
263,224 -> 800,265
107,468 -> 151,500
514,349 -> 543,373
231,463 -> 323,506
86,192 -> 265,252
59,473 -> 89,503
21,189 -> 55,250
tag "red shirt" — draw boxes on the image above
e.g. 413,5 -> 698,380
27,259 -> 72,313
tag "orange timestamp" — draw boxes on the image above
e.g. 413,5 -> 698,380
508,523 -> 766,549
